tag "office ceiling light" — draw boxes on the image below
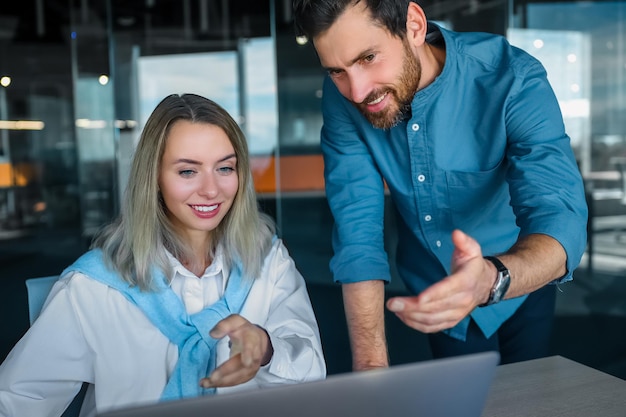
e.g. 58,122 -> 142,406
0,76 -> 11,87
76,119 -> 107,129
0,120 -> 45,130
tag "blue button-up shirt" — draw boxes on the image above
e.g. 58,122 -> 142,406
320,23 -> 588,340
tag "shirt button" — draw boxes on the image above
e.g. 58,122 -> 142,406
412,123 -> 420,131
417,174 -> 425,182
436,240 -> 442,247
424,215 -> 432,221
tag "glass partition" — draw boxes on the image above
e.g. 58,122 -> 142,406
510,1 -> 626,270
0,5 -> 79,242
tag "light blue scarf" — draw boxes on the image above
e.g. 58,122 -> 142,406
61,249 -> 253,401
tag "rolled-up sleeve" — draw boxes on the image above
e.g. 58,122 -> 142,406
505,55 -> 589,280
321,76 -> 391,284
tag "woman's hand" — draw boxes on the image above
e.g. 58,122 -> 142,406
199,314 -> 273,389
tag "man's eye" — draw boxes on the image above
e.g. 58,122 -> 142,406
363,54 -> 375,62
327,69 -> 343,77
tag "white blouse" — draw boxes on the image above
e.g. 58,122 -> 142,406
0,238 -> 326,417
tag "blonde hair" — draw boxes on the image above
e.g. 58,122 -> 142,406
92,93 -> 275,290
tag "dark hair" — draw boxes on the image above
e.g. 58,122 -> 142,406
292,0 -> 413,40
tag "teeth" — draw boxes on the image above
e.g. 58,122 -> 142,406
368,93 -> 386,105
192,205 -> 218,212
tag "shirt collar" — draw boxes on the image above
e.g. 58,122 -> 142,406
165,245 -> 226,280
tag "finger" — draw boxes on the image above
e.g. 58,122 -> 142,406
209,314 -> 246,339
386,287 -> 449,313
393,305 -> 469,333
386,294 -> 420,313
200,354 -> 257,388
231,325 -> 267,367
200,367 -> 253,388
389,287 -> 470,317
418,275 -> 469,304
451,229 -> 482,263
387,285 -> 476,332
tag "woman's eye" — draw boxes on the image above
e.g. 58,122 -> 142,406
218,166 -> 235,174
179,169 -> 195,177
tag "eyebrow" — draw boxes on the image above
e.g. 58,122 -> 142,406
219,153 -> 237,163
322,48 -> 377,72
173,153 -> 237,165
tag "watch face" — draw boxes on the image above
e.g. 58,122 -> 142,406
493,272 -> 511,302
481,256 -> 511,306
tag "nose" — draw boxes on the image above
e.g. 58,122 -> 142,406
199,173 -> 218,199
347,71 -> 371,104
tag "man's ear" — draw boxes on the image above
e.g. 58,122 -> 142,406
405,2 -> 427,45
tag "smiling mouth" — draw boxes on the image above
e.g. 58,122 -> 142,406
367,92 -> 387,105
191,204 -> 218,212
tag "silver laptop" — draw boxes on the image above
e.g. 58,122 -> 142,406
98,351 -> 499,417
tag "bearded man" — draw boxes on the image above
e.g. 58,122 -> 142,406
292,0 -> 588,370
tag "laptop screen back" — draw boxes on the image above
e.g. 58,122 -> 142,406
99,351 -> 499,417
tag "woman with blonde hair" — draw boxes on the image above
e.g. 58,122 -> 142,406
0,93 -> 326,416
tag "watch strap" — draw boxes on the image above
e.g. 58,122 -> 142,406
484,256 -> 507,273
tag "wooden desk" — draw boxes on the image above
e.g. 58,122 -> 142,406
482,356 -> 626,417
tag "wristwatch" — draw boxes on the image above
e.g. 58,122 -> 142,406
480,256 -> 511,307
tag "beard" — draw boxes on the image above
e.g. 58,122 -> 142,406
355,40 -> 422,130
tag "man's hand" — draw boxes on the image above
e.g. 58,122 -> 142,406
199,314 -> 273,389
386,229 -> 494,333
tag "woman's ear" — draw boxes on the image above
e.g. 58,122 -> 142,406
405,2 -> 428,45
